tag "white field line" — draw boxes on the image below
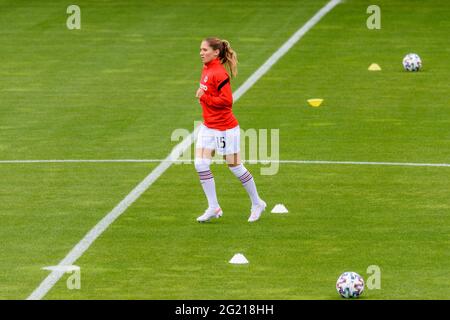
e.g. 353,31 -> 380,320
3,159 -> 450,168
26,0 -> 342,300
26,130 -> 198,300
232,0 -> 342,100
264,160 -> 450,167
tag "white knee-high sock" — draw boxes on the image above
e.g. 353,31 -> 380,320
195,158 -> 219,209
229,164 -> 261,206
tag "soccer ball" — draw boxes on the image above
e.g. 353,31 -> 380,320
402,53 -> 422,71
336,271 -> 365,298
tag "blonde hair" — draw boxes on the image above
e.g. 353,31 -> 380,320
204,37 -> 238,78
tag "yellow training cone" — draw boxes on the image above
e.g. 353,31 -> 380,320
307,98 -> 323,107
368,63 -> 381,71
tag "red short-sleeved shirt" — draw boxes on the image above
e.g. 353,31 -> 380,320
199,58 -> 238,130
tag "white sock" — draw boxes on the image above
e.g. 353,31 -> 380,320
229,164 -> 261,206
195,158 -> 219,209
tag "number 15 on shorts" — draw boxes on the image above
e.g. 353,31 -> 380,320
216,136 -> 226,149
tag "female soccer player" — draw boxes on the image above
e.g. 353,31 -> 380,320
195,37 -> 266,223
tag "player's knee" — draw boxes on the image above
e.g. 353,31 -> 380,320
194,157 -> 212,172
228,163 -> 247,177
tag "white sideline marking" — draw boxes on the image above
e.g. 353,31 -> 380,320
27,130 -> 198,300
42,265 -> 79,272
27,0 -> 342,300
3,159 -> 450,168
233,0 -> 342,100
257,160 -> 450,168
0,159 -> 165,163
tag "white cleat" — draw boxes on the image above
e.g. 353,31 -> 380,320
248,200 -> 267,222
196,207 -> 223,222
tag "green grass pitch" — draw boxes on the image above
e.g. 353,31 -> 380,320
0,0 -> 449,299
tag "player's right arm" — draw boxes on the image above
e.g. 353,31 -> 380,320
199,76 -> 232,107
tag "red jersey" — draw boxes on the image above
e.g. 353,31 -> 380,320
199,58 -> 238,130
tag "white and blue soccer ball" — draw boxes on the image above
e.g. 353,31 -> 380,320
402,53 -> 422,71
336,271 -> 365,298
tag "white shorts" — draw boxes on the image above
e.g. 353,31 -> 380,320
196,124 -> 240,155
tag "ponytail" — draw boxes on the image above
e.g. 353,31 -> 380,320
204,37 -> 238,78
220,40 -> 238,78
